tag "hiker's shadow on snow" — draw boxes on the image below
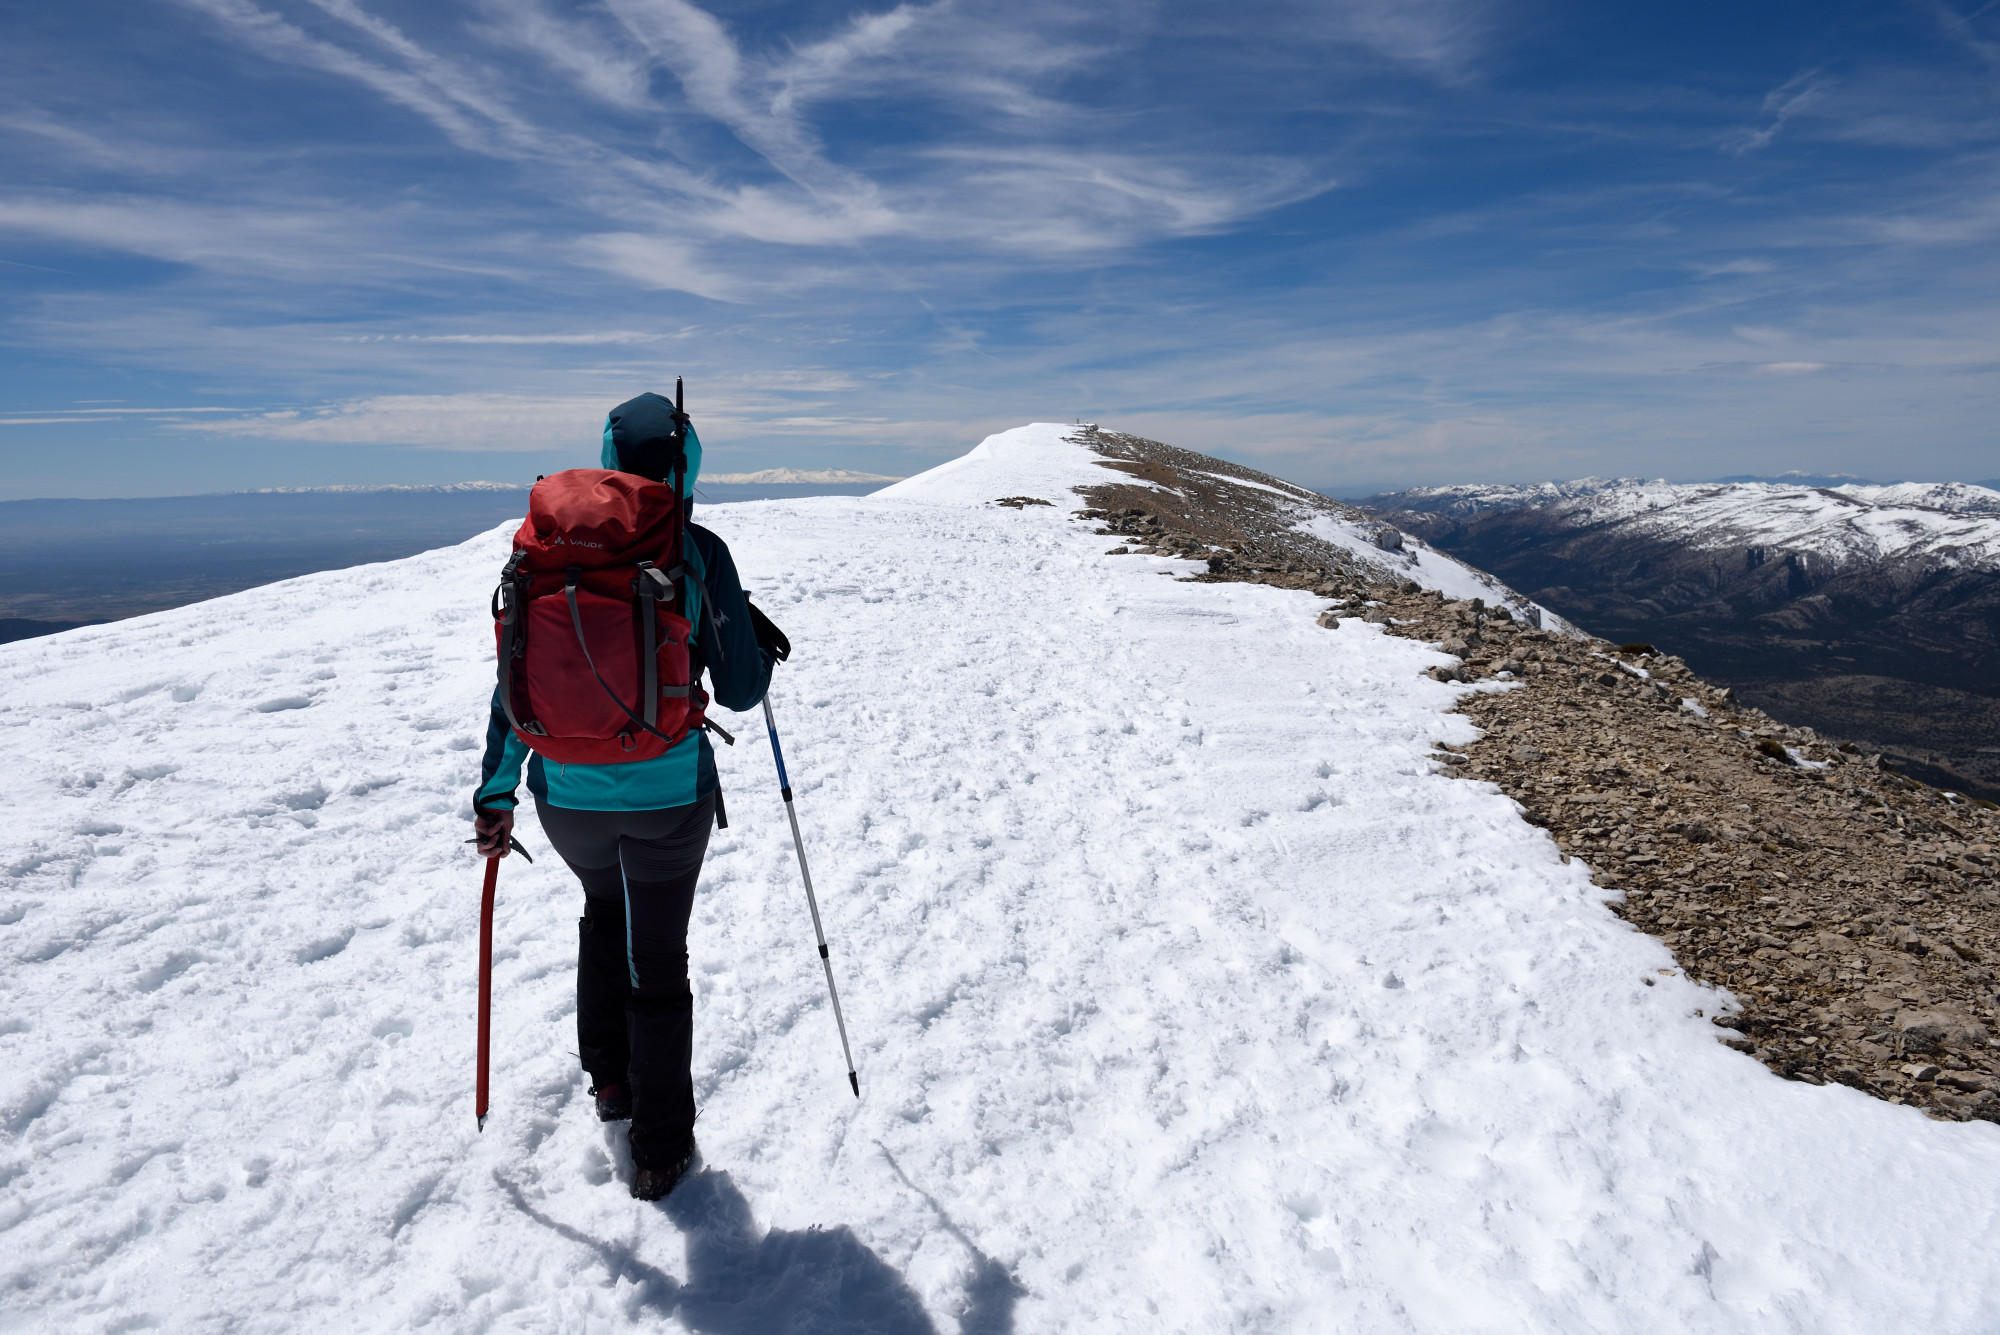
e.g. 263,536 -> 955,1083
661,1167 -> 941,1334
500,1165 -> 1021,1334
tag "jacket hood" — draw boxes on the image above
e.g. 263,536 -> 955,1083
601,391 -> 701,489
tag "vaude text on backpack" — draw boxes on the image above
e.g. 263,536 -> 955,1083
491,466 -> 706,765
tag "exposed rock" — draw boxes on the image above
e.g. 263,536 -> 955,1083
1897,1010 -> 1992,1052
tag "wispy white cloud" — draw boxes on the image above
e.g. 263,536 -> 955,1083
193,393 -> 608,448
330,331 -> 677,344
1919,0 -> 2000,68
1693,258 -> 1774,278
570,233 -> 749,300
468,0 -> 656,110
1302,0 -> 1490,75
173,0 -> 508,157
604,0 -> 871,203
0,407 -> 244,417
0,193 -> 527,284
153,0 -> 1351,267
1724,70 -> 1833,155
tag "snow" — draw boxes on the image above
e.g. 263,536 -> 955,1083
875,421 -> 1105,504
1287,513 -> 1578,633
1180,469 -> 1324,502
6,424 -> 2000,1332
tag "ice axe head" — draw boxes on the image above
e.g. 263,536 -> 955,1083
464,835 -> 535,862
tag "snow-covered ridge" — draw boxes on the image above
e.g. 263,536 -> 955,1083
1379,478 -> 2000,570
6,424 -> 2000,1331
911,423 -> 1575,626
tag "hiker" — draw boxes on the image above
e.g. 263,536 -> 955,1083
471,389 -> 777,1201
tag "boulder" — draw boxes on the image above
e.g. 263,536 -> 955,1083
1896,1009 -> 1992,1052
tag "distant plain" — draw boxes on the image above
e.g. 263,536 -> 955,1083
0,483 -> 884,641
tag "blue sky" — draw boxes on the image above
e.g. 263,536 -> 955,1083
3,0 -> 1997,498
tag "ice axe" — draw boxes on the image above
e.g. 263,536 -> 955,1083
466,829 -> 532,1131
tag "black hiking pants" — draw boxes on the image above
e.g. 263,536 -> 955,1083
535,793 -> 715,1170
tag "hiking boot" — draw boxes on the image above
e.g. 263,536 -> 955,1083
630,1136 -> 698,1201
589,1082 -> 632,1122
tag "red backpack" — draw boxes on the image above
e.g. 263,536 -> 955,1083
491,468 -> 706,764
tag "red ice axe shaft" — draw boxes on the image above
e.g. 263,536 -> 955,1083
468,831 -> 531,1132
477,854 -> 498,1131
468,835 -> 532,1127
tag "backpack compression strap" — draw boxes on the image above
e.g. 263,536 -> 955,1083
634,560 -> 695,728
564,566 -> 690,749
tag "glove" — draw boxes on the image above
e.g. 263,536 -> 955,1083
474,808 -> 515,859
747,600 -> 791,664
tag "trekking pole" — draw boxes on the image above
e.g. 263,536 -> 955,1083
467,830 -> 532,1132
761,694 -> 860,1097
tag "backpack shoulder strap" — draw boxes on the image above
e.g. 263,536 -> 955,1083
493,552 -> 545,737
674,529 -> 735,664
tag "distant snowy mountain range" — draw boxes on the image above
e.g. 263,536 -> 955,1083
1376,478 -> 2000,552
1363,477 -> 2000,795
1713,471 -> 2000,492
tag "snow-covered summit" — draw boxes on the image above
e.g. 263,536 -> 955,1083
6,425 -> 2000,1331
879,421 -> 1109,504
892,424 -> 1571,622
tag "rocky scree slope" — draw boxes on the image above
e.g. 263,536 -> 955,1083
1421,623 -> 2000,1121
1361,479 -> 2000,798
1059,434 -> 2000,1122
